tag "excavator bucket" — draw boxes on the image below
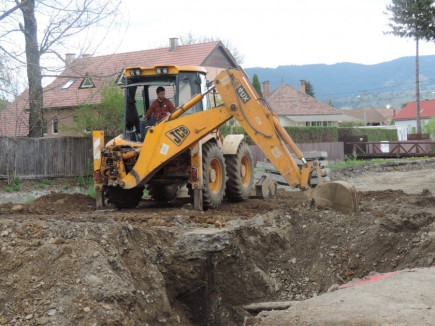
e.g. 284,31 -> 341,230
311,180 -> 358,213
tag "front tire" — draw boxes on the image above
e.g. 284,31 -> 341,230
147,184 -> 179,202
225,142 -> 254,201
106,186 -> 144,208
202,142 -> 226,209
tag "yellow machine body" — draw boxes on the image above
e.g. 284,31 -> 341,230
94,66 -> 358,213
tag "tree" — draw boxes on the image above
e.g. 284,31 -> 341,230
422,116 -> 435,136
0,0 -> 121,137
71,82 -> 124,137
179,33 -> 245,65
305,81 -> 315,97
385,0 -> 435,134
327,99 -> 335,108
252,74 -> 263,97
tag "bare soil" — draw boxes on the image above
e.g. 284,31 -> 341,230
0,159 -> 434,326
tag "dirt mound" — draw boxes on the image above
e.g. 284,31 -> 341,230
0,193 -> 95,215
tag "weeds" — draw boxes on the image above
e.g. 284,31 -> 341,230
77,175 -> 93,188
21,196 -> 36,204
86,183 -> 96,199
4,177 -> 22,192
34,178 -> 55,190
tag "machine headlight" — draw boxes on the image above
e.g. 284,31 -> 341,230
156,67 -> 168,74
130,69 -> 141,76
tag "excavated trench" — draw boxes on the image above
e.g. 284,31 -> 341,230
158,200 -> 434,326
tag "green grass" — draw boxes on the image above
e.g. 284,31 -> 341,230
21,196 -> 36,204
87,186 -> 96,199
325,156 -> 430,169
41,178 -> 55,185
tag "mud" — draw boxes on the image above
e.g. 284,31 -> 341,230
0,159 -> 434,326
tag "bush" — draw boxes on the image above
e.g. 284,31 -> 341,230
285,127 -> 338,143
338,127 -> 397,141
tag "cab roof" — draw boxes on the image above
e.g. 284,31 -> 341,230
124,65 -> 207,78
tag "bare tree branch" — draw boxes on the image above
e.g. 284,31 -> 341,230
0,0 -> 30,21
0,0 -> 123,136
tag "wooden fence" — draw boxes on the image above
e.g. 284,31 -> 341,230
0,137 -> 345,180
0,137 -> 93,180
346,141 -> 435,158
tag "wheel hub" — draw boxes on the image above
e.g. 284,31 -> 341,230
240,164 -> 246,178
210,168 -> 217,183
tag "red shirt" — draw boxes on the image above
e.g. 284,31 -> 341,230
145,98 -> 175,121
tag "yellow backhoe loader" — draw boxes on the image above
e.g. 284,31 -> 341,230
93,65 -> 357,213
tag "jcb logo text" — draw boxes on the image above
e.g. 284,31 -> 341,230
166,125 -> 190,146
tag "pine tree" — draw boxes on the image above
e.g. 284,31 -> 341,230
252,74 -> 263,97
305,81 -> 315,98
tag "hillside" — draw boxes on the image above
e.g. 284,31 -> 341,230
244,55 -> 435,109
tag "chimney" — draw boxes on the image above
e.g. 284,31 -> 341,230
300,80 -> 306,94
65,53 -> 76,67
263,81 -> 270,98
169,38 -> 178,51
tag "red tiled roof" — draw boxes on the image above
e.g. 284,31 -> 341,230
0,91 -> 29,137
266,84 -> 339,115
43,41 -> 222,109
394,99 -> 435,120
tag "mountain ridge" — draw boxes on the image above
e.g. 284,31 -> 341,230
244,55 -> 435,109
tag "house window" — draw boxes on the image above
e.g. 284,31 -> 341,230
62,79 -> 74,89
79,74 -> 95,88
52,117 -> 58,134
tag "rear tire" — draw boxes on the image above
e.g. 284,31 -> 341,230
106,186 -> 144,208
225,142 -> 254,201
202,142 -> 226,209
147,184 -> 179,202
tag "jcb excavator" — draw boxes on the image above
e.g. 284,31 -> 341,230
93,65 -> 357,213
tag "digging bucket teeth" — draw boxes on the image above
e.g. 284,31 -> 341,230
311,180 -> 358,213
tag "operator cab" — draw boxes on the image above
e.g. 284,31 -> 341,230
122,65 -> 211,142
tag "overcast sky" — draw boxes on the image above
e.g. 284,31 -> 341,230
98,0 -> 435,68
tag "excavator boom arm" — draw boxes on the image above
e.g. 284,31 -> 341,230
214,69 -> 310,189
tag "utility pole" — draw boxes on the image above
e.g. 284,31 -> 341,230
362,90 -> 367,125
416,37 -> 421,134
362,90 -> 366,109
